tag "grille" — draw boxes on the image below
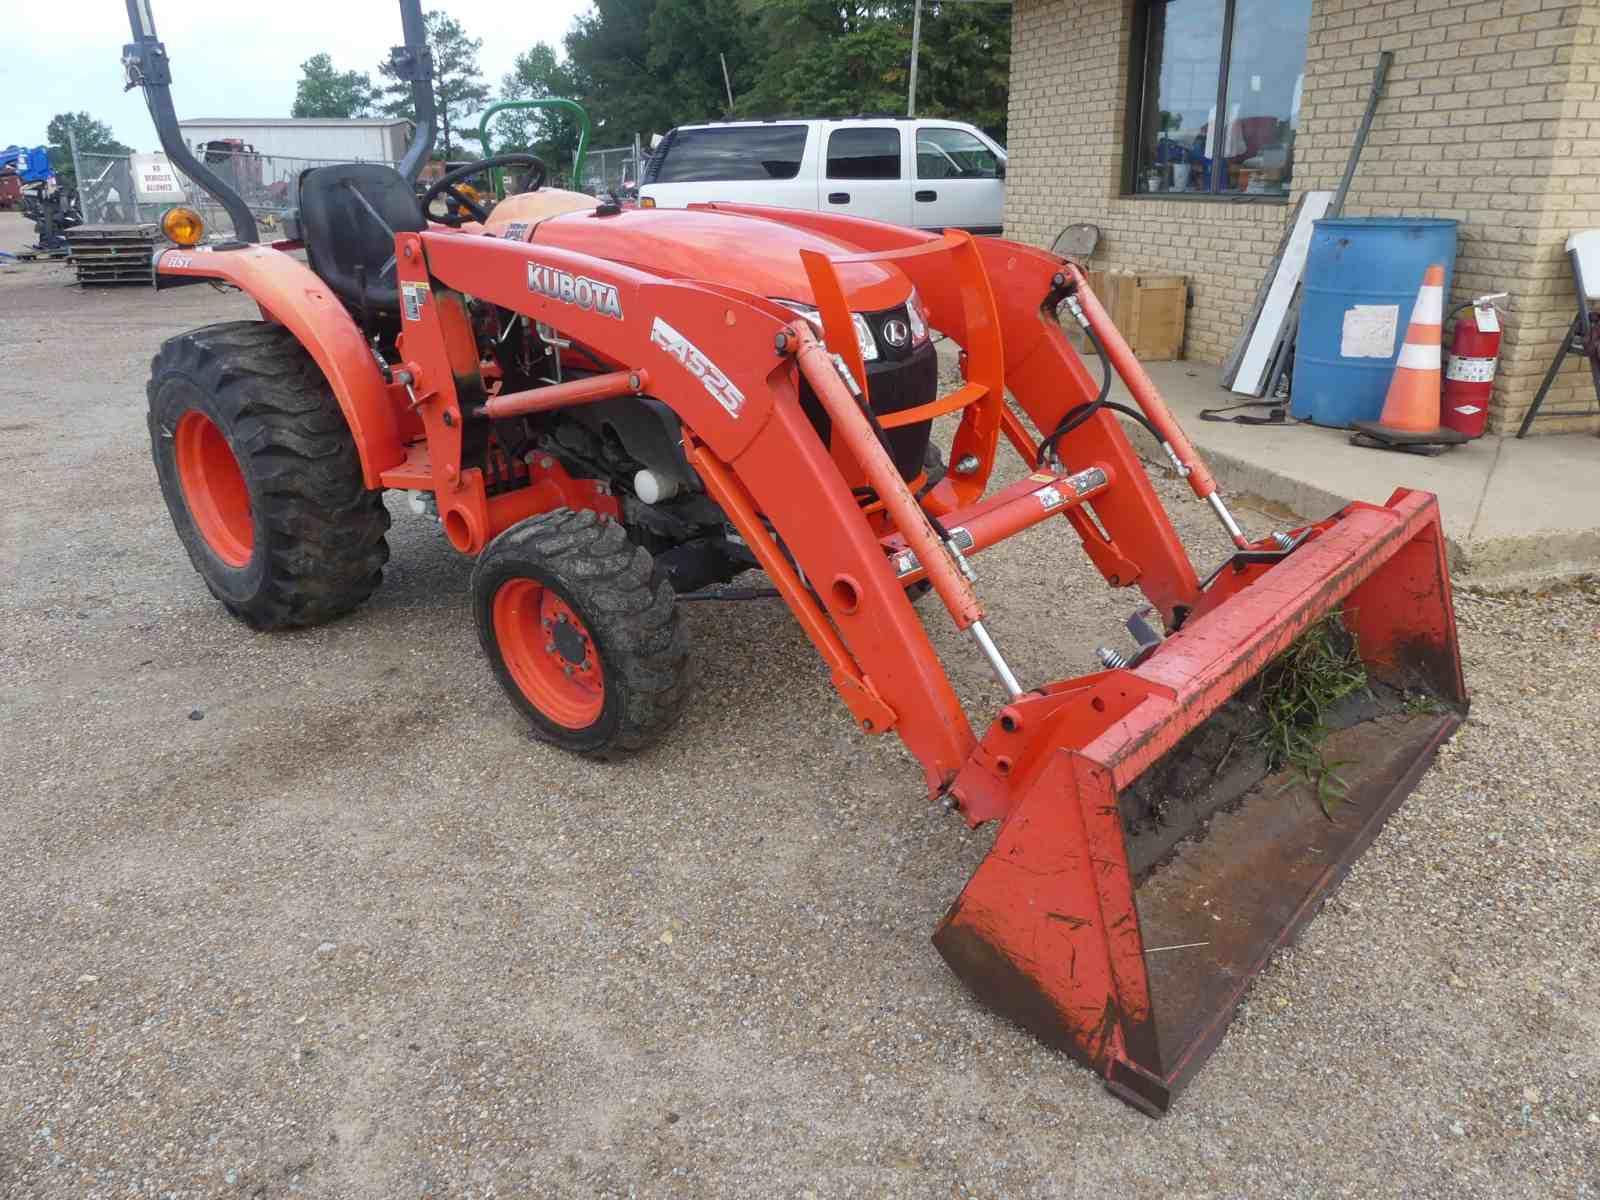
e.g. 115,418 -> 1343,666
797,306 -> 938,482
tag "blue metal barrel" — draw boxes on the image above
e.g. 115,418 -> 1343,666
1291,218 -> 1458,426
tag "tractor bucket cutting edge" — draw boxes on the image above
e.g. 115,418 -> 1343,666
783,238 -> 1467,1116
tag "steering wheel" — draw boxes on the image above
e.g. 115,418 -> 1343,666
420,154 -> 548,227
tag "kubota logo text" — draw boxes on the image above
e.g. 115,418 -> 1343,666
650,318 -> 744,419
526,263 -> 623,319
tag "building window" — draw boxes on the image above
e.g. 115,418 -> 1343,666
1129,0 -> 1311,198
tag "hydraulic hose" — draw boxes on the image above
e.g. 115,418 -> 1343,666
1038,281 -> 1209,484
1046,267 -> 1257,550
1037,310 -> 1113,467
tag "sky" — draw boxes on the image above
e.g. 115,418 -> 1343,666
7,0 -> 593,151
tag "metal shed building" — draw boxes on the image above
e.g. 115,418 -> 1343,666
175,118 -> 414,166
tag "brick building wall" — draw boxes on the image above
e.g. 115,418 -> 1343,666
1004,0 -> 1600,434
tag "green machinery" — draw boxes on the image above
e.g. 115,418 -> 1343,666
472,99 -> 592,194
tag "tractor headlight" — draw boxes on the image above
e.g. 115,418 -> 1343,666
906,287 -> 929,344
160,205 -> 205,247
772,299 -> 879,362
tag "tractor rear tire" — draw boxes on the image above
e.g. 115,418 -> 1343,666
473,509 -> 690,757
147,320 -> 390,630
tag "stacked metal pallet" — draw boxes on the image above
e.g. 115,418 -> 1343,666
66,224 -> 163,286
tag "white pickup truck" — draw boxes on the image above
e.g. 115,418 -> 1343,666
638,118 -> 1007,234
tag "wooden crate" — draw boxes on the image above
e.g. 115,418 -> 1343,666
1069,269 -> 1188,361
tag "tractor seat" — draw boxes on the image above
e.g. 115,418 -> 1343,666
297,163 -> 426,315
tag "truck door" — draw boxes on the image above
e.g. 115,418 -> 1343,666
912,125 -> 1006,233
821,124 -> 911,226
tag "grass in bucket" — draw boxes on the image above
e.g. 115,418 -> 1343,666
1254,612 -> 1370,819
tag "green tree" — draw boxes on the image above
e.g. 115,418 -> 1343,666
45,112 -> 132,193
493,44 -> 585,181
645,0 -> 763,121
912,1 -> 1011,139
737,1 -> 1010,140
376,10 -> 491,158
292,53 -> 377,119
739,20 -> 906,118
563,0 -> 677,144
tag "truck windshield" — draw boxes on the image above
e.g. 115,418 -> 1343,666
653,126 -> 809,183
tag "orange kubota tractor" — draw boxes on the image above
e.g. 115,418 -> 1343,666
125,2 -> 1466,1113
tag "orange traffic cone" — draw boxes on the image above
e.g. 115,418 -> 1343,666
1350,264 -> 1468,455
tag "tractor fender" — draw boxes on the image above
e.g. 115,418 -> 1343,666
155,245 -> 404,487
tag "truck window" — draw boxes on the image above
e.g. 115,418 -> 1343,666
826,128 -> 901,180
916,128 -> 1000,180
653,126 -> 809,183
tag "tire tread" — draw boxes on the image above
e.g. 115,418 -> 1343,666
148,320 -> 389,629
475,509 -> 689,757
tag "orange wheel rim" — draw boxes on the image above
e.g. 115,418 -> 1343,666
174,410 -> 253,567
493,579 -> 605,729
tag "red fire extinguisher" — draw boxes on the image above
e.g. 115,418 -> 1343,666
1441,292 -> 1508,439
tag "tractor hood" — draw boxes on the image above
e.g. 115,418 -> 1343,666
528,206 -> 912,313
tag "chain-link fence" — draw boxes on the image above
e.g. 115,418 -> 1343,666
75,150 -> 402,240
69,144 -> 643,239
581,144 -> 645,197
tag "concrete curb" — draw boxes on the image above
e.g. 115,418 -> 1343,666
1152,437 -> 1600,590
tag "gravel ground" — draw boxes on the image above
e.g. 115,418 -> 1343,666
1,210 -> 1596,1198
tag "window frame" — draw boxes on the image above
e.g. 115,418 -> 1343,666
915,126 -> 1001,182
825,125 -> 905,181
650,123 -> 811,185
1122,0 -> 1296,204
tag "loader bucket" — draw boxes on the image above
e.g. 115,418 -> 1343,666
934,487 -> 1466,1116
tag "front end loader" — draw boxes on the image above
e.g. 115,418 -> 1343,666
125,0 -> 1465,1114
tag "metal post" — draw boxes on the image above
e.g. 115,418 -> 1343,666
907,0 -> 923,117
1267,49 -> 1393,398
393,0 -> 437,183
719,53 -> 735,110
121,0 -> 260,242
1331,51 -> 1394,219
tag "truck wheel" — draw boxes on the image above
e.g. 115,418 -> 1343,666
474,509 -> 690,756
148,321 -> 390,630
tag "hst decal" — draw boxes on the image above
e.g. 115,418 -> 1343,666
650,318 -> 744,419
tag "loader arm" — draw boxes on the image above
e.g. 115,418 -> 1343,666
696,204 -> 1207,626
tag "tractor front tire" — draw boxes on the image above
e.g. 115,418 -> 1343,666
148,321 -> 390,630
474,509 -> 690,757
